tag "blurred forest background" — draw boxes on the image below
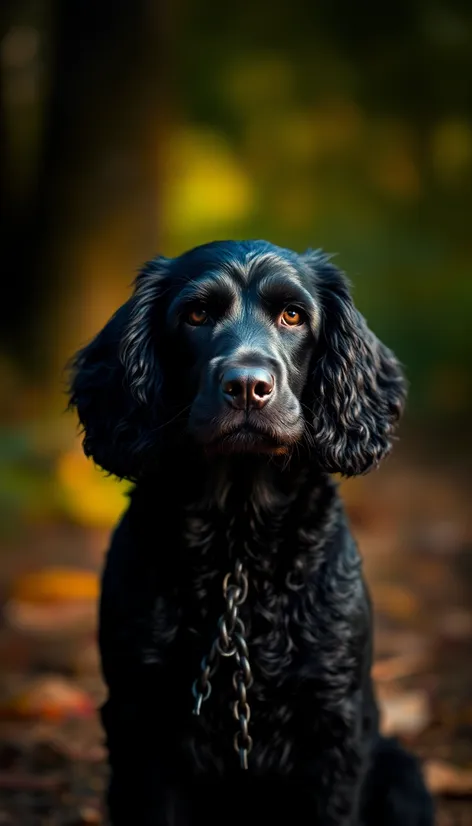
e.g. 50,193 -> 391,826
0,0 -> 471,823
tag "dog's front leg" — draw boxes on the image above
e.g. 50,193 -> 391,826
101,696 -> 191,826
291,692 -> 368,826
294,740 -> 364,826
316,743 -> 364,826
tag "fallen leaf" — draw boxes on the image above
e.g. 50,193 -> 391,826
0,676 -> 95,722
373,583 -> 420,621
4,598 -> 96,637
75,806 -> 102,824
379,689 -> 430,736
11,568 -> 99,604
425,759 -> 472,796
373,652 -> 430,683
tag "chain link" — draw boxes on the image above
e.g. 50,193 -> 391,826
191,560 -> 253,769
191,638 -> 219,716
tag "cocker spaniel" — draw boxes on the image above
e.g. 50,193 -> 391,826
69,240 -> 433,826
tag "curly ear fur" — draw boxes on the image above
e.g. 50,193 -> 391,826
68,257 -> 170,480
303,251 -> 407,477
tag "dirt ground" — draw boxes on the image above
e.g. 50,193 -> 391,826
0,456 -> 471,824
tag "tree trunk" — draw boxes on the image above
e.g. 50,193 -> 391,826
1,0 -> 171,387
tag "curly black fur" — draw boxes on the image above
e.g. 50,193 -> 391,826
69,240 -> 433,826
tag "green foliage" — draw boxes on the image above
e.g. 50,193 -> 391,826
161,0 -> 472,418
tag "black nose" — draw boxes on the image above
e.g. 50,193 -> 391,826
221,367 -> 274,410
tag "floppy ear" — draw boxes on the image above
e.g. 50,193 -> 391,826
68,257 -> 170,481
303,251 -> 407,477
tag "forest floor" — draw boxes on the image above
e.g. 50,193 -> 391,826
0,455 -> 471,824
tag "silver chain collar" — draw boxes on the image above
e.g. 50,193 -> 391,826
191,559 -> 253,769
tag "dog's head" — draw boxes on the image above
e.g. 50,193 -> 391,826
69,240 -> 406,480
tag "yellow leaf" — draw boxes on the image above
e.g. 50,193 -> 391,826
12,567 -> 99,604
57,446 -> 129,527
164,127 -> 254,233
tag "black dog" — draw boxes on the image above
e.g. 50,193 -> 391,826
69,240 -> 433,826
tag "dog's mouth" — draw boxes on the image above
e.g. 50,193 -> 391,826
205,424 -> 292,456
189,400 -> 304,456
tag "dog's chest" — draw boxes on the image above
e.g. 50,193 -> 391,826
135,496 -> 360,774
174,582 -> 356,776
187,646 -> 297,774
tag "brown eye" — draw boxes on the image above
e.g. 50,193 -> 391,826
281,306 -> 304,327
187,307 -> 208,326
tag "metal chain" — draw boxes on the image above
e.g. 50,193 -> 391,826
232,629 -> 253,769
191,638 -> 219,716
191,560 -> 253,769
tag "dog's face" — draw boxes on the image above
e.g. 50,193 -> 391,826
166,246 -> 321,455
70,240 -> 406,480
